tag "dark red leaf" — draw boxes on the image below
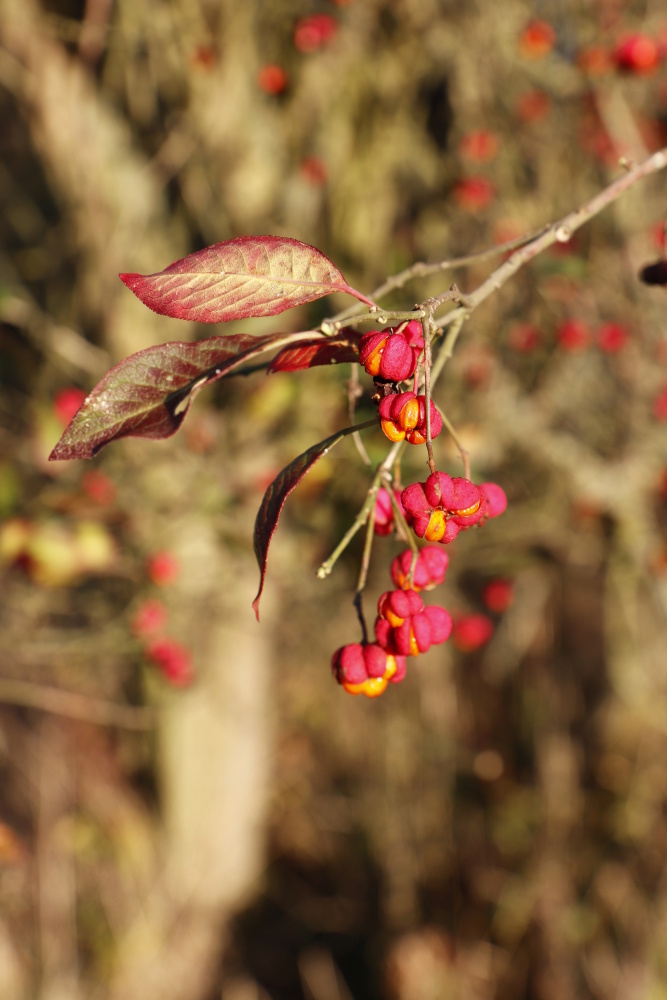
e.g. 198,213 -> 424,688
268,336 -> 359,373
252,421 -> 374,620
120,236 -> 375,324
49,333 -> 294,461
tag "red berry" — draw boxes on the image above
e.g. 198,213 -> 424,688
508,323 -> 541,353
459,130 -> 499,163
557,319 -> 590,351
53,388 -> 87,427
81,470 -> 117,505
482,579 -> 514,613
331,643 -> 406,697
257,64 -> 288,95
401,474 -> 487,545
373,487 -> 403,536
613,34 -> 660,74
294,14 -> 338,53
452,614 -> 494,652
375,589 -> 452,657
300,156 -> 327,185
577,46 -> 612,76
452,177 -> 496,213
359,325 -> 423,382
518,20 -> 556,59
379,392 -> 443,445
132,598 -> 168,638
597,322 -> 628,353
514,90 -> 551,123
479,483 -> 507,519
146,551 -> 180,586
390,546 -> 449,591
653,385 -> 667,422
147,638 -> 194,686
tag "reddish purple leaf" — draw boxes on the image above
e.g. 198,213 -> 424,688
120,236 -> 375,324
268,336 -> 359,373
252,421 -> 374,620
49,333 -> 292,461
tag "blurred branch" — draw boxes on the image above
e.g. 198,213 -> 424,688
436,147 -> 667,330
0,678 -> 154,730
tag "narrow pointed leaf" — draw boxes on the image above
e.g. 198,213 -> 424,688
120,236 -> 375,324
268,336 -> 359,373
252,421 -> 374,620
49,334 -> 289,461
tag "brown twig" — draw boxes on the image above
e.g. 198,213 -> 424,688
435,148 -> 667,332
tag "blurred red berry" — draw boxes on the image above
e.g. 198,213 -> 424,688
519,20 -> 556,59
300,156 -> 327,185
294,14 -> 337,53
597,322 -> 628,353
453,614 -> 494,652
653,385 -> 667,422
514,90 -> 551,123
482,579 -> 514,613
147,638 -> 194,686
452,177 -> 496,213
508,323 -> 541,353
459,130 -> 499,163
652,223 -> 667,253
147,551 -> 180,586
613,34 -> 660,74
257,63 -> 288,95
374,487 -> 403,536
132,598 -> 168,638
557,319 -> 590,351
479,483 -> 507,519
81,469 -> 117,505
189,44 -> 217,70
53,388 -> 87,427
577,45 -> 612,76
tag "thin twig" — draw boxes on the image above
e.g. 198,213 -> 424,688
317,482 -> 379,580
347,365 -> 372,466
440,411 -> 471,480
421,311 -> 436,475
366,228 -> 548,303
435,148 -> 667,332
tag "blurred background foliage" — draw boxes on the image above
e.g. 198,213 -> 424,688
1,0 -> 667,998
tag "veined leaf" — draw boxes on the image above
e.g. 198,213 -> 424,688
120,236 -> 375,323
49,333 -> 300,461
252,420 -> 375,620
268,334 -> 359,373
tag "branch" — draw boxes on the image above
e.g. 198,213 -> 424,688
436,148 -> 667,330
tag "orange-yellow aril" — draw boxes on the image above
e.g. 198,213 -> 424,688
424,509 -> 447,542
384,656 -> 398,681
343,677 -> 388,698
363,341 -> 386,376
398,399 -> 420,432
451,499 -> 480,518
381,419 -> 405,442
